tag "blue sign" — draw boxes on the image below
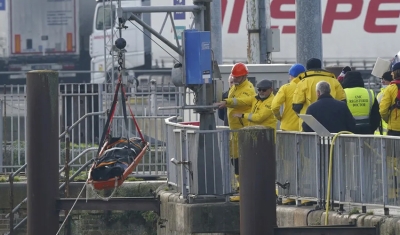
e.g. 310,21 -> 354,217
174,26 -> 186,40
0,0 -> 5,11
173,0 -> 185,20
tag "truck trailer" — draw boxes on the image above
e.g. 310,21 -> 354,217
0,0 -> 97,84
89,0 -> 400,85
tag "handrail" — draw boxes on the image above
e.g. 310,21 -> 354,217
7,110 -> 107,235
59,159 -> 94,190
59,111 -> 107,139
7,148 -> 97,218
58,147 -> 97,174
7,158 -> 95,233
4,217 -> 27,235
9,163 -> 27,179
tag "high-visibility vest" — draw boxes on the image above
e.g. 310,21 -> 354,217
374,88 -> 388,135
344,87 -> 374,121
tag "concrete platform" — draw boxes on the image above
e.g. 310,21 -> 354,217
156,185 -> 400,235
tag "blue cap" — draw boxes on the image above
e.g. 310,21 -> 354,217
289,64 -> 306,77
392,62 -> 400,72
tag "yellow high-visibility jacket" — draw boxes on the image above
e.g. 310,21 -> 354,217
225,79 -> 256,130
293,70 -> 346,114
271,77 -> 301,131
344,87 -> 374,120
375,87 -> 388,135
379,83 -> 400,132
243,94 -> 277,129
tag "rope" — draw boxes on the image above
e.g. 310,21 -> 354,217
121,84 -> 146,144
89,177 -> 119,202
56,179 -> 88,235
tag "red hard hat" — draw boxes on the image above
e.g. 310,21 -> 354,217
231,62 -> 248,77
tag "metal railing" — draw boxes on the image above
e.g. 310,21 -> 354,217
275,132 -> 400,209
6,109 -> 103,234
165,118 -> 400,210
0,83 -> 198,175
165,117 -> 232,200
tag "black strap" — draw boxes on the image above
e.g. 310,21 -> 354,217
389,84 -> 400,111
120,83 -> 129,140
379,120 -> 383,135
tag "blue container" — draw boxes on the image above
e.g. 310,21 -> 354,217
184,29 -> 212,85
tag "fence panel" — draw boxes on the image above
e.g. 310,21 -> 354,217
297,134 -> 319,199
1,83 -> 174,176
276,132 -> 297,196
361,137 -> 384,205
384,137 -> 400,206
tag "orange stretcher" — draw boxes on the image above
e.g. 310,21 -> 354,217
87,141 -> 149,190
87,75 -> 148,191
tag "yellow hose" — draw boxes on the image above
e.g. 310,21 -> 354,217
325,131 -> 353,225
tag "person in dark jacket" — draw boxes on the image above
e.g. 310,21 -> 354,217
341,71 -> 380,134
218,75 -> 234,126
303,81 -> 355,133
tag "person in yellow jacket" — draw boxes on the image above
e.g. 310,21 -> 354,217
292,58 -> 346,129
271,63 -> 306,131
380,62 -> 400,136
375,71 -> 393,135
215,62 -> 256,200
231,79 -> 277,129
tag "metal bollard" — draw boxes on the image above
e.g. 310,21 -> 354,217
238,126 -> 276,235
26,70 -> 59,235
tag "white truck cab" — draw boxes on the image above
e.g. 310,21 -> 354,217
90,0 -> 144,84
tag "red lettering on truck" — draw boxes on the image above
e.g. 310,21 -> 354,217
322,0 -> 362,33
364,0 -> 400,33
270,0 -> 295,33
224,0 -> 400,34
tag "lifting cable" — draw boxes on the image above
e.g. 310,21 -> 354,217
95,73 -> 146,159
55,179 -> 89,235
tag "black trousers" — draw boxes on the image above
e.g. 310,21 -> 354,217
231,158 -> 239,175
387,130 -> 400,136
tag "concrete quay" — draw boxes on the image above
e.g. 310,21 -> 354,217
157,185 -> 400,235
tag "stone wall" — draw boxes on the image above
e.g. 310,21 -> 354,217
0,181 -> 164,235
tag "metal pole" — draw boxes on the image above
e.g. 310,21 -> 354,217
296,0 -> 323,66
64,130 -> 71,235
122,5 -> 203,13
26,70 -> 59,235
111,0 -> 116,92
150,80 -> 157,116
9,175 -> 14,235
102,0 -> 108,82
0,99 -> 3,173
191,0 -> 223,195
259,0 -> 271,63
238,126 -> 276,235
142,0 -> 152,69
247,0 -> 260,64
210,0 -> 222,64
129,14 -> 183,56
